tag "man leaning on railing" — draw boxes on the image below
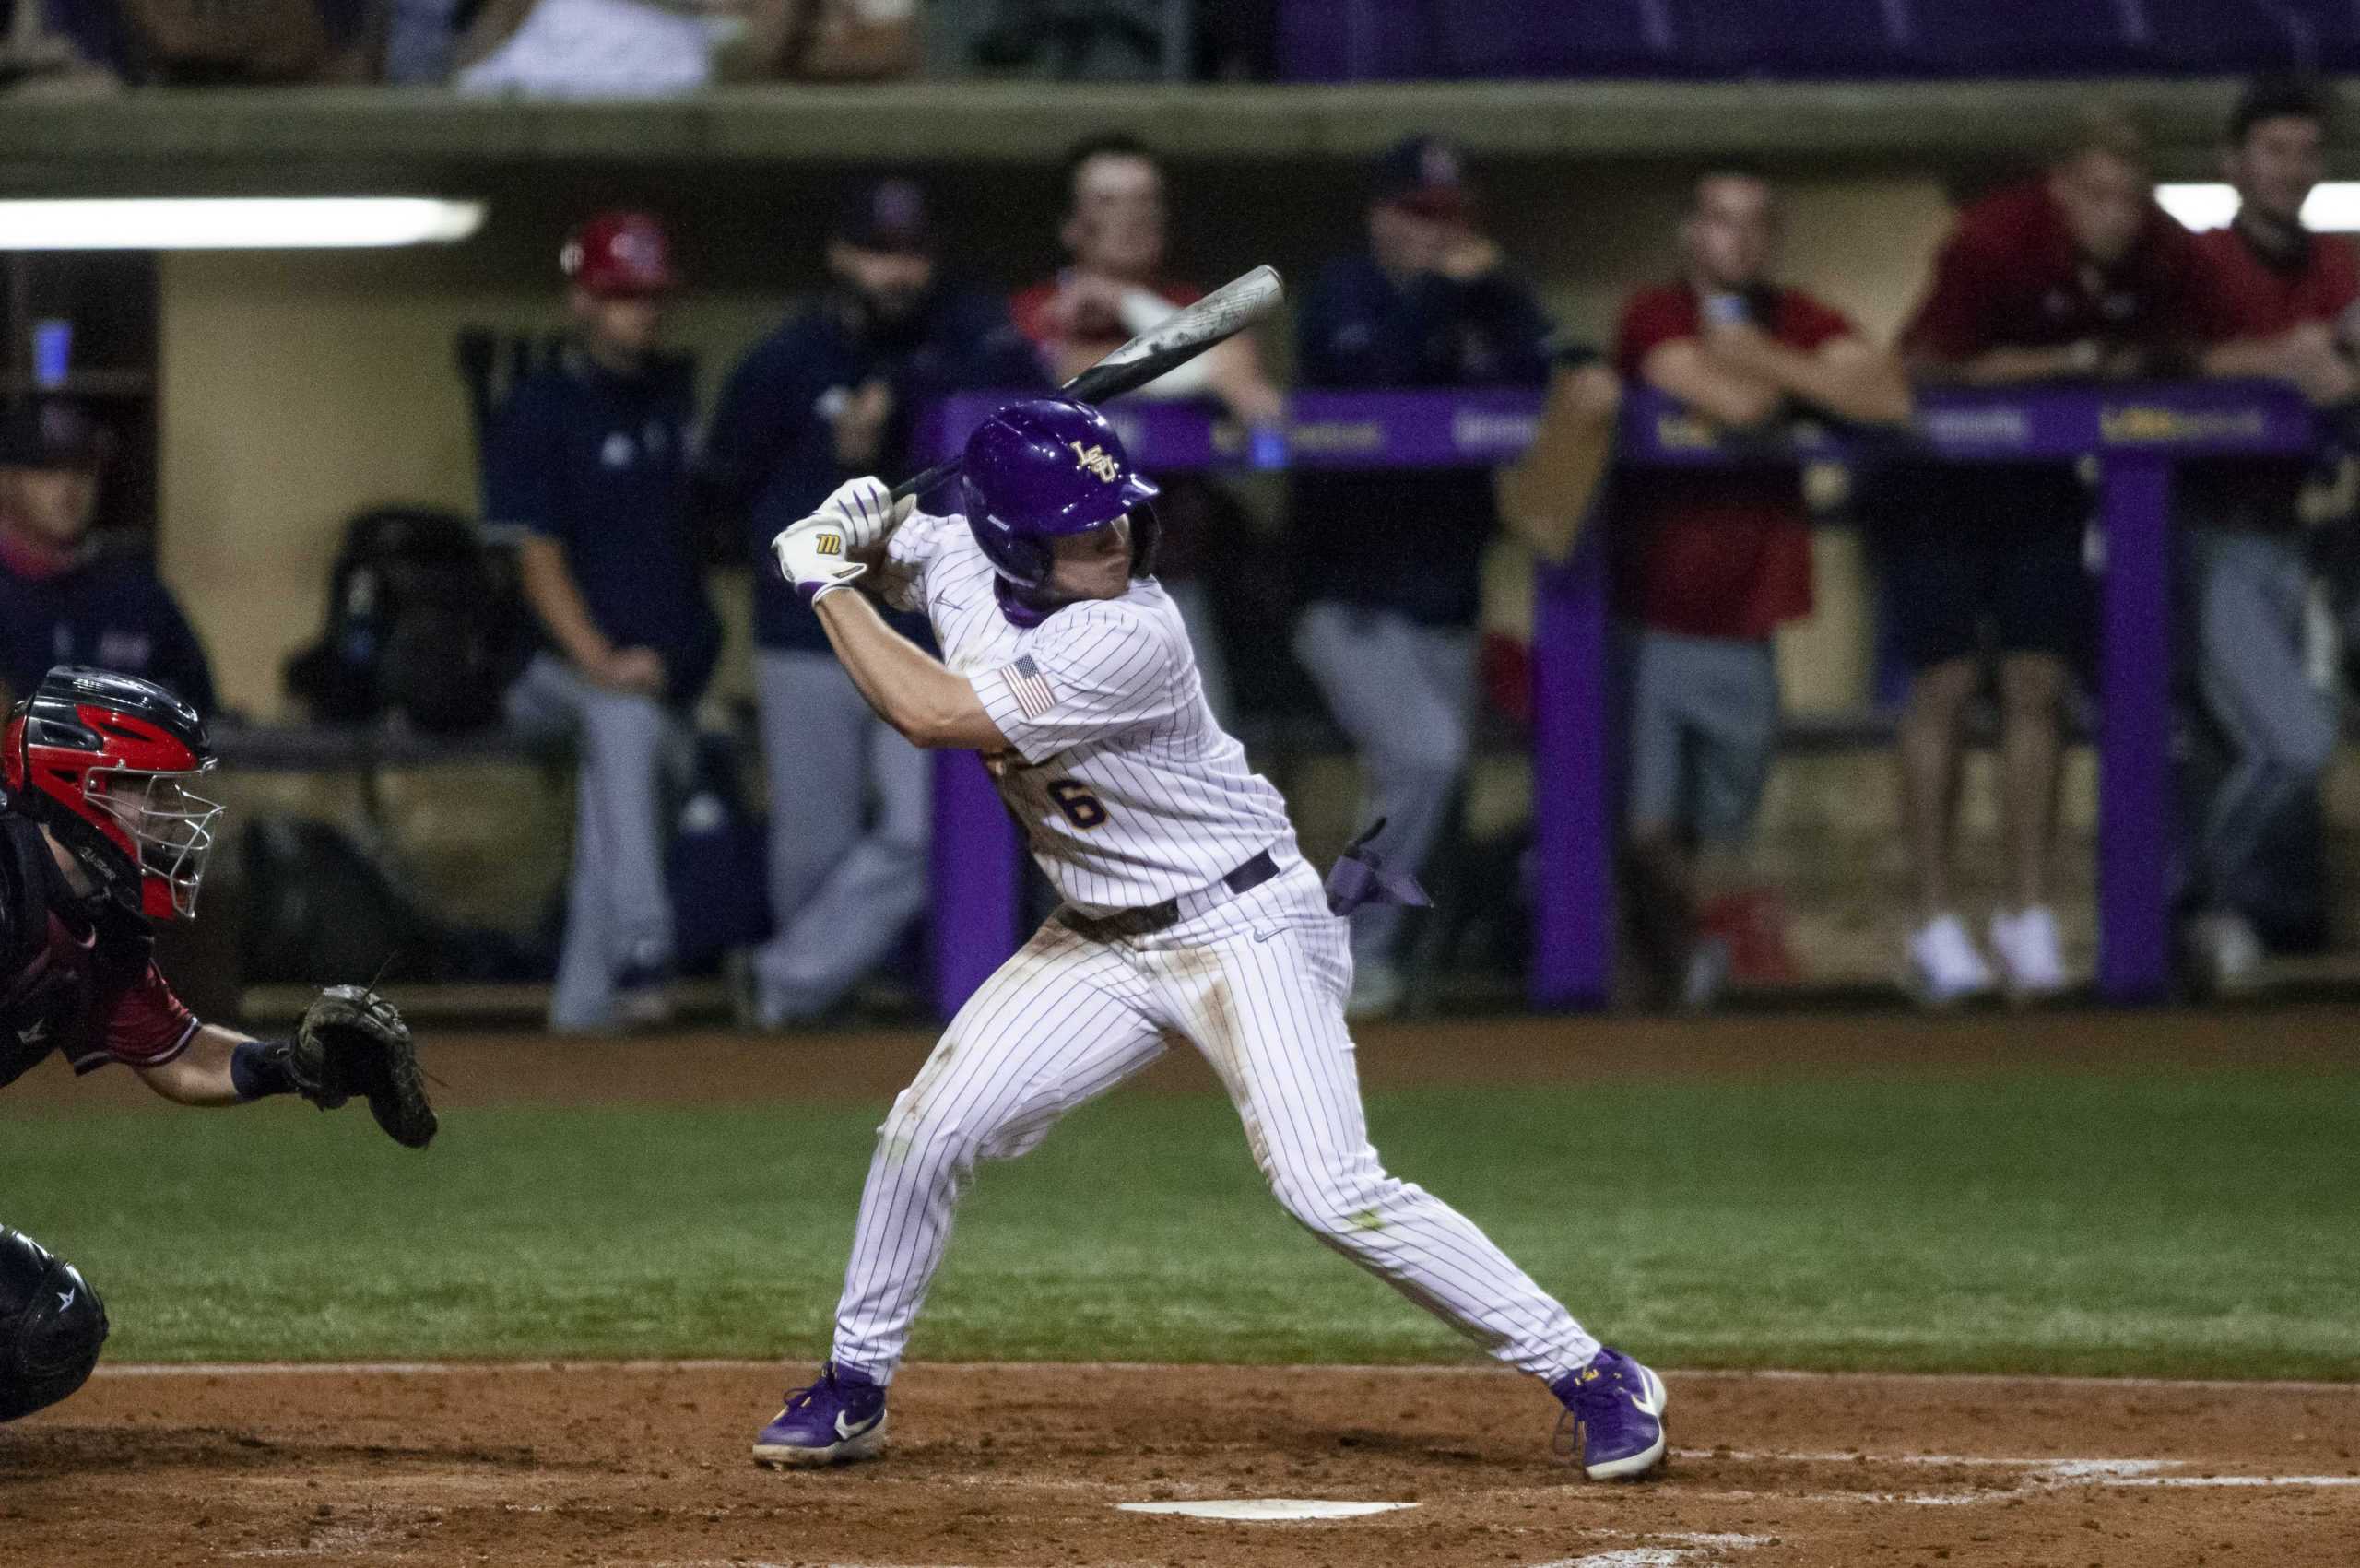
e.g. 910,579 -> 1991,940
1877,110 -> 2207,1007
2179,77 -> 2359,994
1611,162 -> 1911,1010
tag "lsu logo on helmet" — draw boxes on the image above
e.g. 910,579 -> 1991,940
1068,441 -> 1123,483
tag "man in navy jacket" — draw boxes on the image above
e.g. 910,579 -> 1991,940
1290,135 -> 1553,1016
705,179 -> 1042,1025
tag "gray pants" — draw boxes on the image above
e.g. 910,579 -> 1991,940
753,649 -> 931,1023
505,653 -> 682,1032
1292,602 -> 1478,966
1624,628 -> 1779,849
2185,526 -> 2337,902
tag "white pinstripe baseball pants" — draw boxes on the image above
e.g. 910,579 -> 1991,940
829,858 -> 1600,1384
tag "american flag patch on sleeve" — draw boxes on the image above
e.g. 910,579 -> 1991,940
1002,655 -> 1058,719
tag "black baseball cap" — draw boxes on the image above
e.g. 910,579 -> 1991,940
1371,134 -> 1473,219
832,177 -> 937,255
0,398 -> 108,472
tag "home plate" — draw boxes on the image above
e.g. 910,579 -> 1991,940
1117,1500 -> 1420,1522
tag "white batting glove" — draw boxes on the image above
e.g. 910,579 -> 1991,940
773,518 -> 867,606
815,476 -> 914,553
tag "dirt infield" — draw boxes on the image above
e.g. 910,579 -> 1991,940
5,1362 -> 2354,1566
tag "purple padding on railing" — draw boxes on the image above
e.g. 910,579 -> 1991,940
2096,454 -> 2176,1002
928,750 -> 1023,1019
1621,382 -> 2316,465
1531,535 -> 1617,1009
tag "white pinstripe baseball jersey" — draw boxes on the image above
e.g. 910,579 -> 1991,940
886,511 -> 1294,913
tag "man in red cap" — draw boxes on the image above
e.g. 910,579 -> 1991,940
490,210 -> 721,1032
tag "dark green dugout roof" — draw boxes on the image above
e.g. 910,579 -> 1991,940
0,77 -> 2298,188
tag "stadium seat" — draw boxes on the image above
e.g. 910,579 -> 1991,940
1895,0 -> 2147,76
1433,0 -> 1683,78
1670,0 -> 1913,77
2139,0 -> 2327,73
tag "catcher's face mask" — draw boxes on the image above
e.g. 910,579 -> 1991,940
81,765 -> 223,921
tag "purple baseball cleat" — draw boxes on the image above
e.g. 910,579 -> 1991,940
1551,1347 -> 1670,1480
751,1362 -> 888,1468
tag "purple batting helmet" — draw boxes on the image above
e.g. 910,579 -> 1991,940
960,398 -> 1159,590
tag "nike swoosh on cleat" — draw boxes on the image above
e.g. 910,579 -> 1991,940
834,1409 -> 880,1442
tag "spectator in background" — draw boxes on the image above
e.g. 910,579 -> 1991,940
1614,167 -> 1911,1008
0,398 -> 214,716
1010,132 -> 1286,723
2180,77 -> 2356,992
1291,134 -> 1552,1016
493,212 -> 722,1033
705,178 -> 1041,1028
1887,112 -> 2203,1005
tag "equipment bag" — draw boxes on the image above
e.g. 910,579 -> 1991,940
284,506 -> 533,734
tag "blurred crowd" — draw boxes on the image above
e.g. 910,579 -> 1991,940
9,77 -> 2360,1024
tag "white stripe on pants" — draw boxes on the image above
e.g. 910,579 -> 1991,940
1291,603 -> 1479,965
504,653 -> 680,1032
753,649 -> 931,1022
829,859 -> 1598,1385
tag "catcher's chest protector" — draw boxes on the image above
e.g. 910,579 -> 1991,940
0,811 -> 149,1091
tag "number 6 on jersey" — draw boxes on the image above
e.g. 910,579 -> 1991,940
1045,779 -> 1108,830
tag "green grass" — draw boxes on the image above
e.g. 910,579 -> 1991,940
4,1064 -> 2355,1377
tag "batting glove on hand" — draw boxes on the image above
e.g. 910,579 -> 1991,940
773,518 -> 867,605
816,476 -> 914,553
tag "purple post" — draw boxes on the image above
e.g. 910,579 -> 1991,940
1530,526 -> 1615,1010
2095,453 -> 2174,1003
928,750 -> 1023,1018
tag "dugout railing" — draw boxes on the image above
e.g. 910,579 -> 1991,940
916,380 -> 2320,1016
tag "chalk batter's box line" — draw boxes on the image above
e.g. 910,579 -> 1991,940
93,1359 -> 2360,1395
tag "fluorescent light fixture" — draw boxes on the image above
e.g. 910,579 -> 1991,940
2155,182 -> 2360,232
0,197 -> 486,251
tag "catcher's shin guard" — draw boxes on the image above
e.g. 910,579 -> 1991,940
0,1227 -> 108,1421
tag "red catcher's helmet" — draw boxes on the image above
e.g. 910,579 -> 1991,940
2,667 -> 221,922
560,211 -> 676,298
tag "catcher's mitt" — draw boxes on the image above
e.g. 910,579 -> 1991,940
288,985 -> 438,1149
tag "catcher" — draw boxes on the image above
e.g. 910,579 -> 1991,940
0,666 -> 434,1424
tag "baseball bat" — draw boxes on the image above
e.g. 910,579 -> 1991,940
890,263 -> 1284,502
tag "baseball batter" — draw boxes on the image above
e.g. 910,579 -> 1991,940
754,397 -> 1667,1480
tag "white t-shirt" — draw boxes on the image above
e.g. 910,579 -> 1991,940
887,511 -> 1295,914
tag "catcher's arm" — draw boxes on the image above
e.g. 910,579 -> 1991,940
139,988 -> 438,1147
136,1025 -> 254,1107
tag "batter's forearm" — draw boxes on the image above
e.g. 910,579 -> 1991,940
813,591 -> 1004,750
